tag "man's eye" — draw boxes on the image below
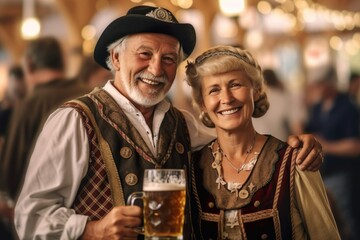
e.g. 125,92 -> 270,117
139,52 -> 152,59
163,56 -> 177,64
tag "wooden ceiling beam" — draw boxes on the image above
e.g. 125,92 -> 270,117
54,0 -> 99,48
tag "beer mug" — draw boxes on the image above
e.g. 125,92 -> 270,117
127,169 -> 186,239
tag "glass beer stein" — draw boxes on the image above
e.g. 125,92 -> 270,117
127,169 -> 186,240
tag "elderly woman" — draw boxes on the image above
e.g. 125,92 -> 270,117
185,45 -> 340,240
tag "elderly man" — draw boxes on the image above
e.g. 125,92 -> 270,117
14,6 -> 323,239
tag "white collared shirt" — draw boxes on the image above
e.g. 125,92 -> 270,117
14,80 -> 215,239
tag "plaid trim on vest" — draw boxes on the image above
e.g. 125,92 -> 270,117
63,88 -> 191,226
65,101 -> 113,220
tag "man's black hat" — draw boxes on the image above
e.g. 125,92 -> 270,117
94,5 -> 196,69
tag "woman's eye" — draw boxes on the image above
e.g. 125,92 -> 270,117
230,82 -> 241,88
209,88 -> 220,95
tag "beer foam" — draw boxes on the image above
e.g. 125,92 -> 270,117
143,183 -> 185,191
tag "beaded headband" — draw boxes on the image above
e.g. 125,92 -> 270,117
195,50 -> 253,66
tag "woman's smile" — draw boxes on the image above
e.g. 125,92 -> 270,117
218,107 -> 241,115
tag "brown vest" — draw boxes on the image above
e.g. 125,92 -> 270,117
62,88 -> 191,222
190,136 -> 296,240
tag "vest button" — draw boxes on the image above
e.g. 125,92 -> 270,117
120,147 -> 132,159
239,189 -> 249,199
208,202 -> 215,208
261,233 -> 268,239
254,200 -> 260,207
175,142 -> 184,154
125,173 -> 138,186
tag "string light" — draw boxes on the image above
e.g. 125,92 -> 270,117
256,0 -> 359,54
257,1 -> 272,15
21,0 -> 41,39
269,0 -> 360,31
219,0 -> 246,17
21,17 -> 40,39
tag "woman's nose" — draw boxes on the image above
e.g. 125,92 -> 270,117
221,89 -> 234,104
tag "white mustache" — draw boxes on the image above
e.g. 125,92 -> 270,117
136,71 -> 168,84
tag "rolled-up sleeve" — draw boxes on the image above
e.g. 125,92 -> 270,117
15,107 -> 90,240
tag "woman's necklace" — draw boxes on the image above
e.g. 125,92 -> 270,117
219,132 -> 258,174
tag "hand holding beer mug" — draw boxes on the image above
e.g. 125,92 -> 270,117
127,169 -> 186,239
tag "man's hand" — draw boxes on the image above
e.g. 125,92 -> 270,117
287,134 -> 323,171
80,205 -> 142,240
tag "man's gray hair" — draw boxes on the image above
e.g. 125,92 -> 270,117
106,36 -> 128,73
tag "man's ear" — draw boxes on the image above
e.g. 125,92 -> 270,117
111,51 -> 120,70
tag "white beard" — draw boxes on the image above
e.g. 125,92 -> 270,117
126,85 -> 166,107
122,71 -> 169,107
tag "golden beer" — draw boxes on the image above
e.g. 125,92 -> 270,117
143,183 -> 186,238
127,169 -> 186,239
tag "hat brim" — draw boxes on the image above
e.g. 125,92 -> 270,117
94,15 -> 196,70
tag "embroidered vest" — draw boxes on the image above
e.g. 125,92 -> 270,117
62,88 -> 191,222
189,136 -> 296,240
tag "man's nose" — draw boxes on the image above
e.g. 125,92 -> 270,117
148,57 -> 163,77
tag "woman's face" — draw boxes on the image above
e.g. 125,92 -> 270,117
201,70 -> 257,132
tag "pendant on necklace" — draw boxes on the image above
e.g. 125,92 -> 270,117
225,152 -> 259,174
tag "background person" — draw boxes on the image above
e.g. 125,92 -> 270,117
0,65 -> 26,240
0,65 -> 27,153
77,55 -> 112,89
304,67 -> 360,240
348,72 -> 360,104
0,37 -> 89,202
186,45 -> 340,239
0,37 -> 90,240
253,68 -> 305,141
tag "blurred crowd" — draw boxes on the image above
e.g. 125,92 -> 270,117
252,67 -> 360,240
252,66 -> 360,240
0,36 -> 112,239
0,35 -> 359,240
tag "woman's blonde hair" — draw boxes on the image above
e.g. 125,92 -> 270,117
185,45 -> 269,128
